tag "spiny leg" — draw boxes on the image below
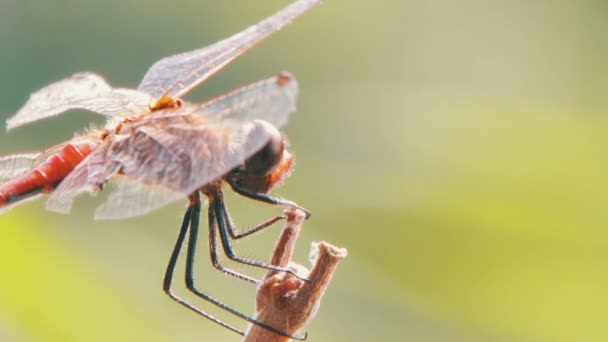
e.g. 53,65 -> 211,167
229,182 -> 311,218
200,184 -> 305,281
207,198 -> 259,284
225,210 -> 285,240
202,182 -> 288,283
162,195 -> 242,335
205,187 -> 294,284
214,195 -> 309,281
184,193 -> 302,339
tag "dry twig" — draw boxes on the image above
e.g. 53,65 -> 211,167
243,209 -> 347,342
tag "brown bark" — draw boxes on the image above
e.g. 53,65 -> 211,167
243,209 -> 347,342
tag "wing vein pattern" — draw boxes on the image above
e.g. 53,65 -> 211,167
7,72 -> 151,130
46,74 -> 298,219
137,0 -> 319,101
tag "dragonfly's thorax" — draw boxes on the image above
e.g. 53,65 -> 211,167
200,180 -> 223,201
149,95 -> 182,111
225,123 -> 293,194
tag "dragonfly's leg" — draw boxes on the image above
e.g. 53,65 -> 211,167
184,194 -> 303,340
207,199 -> 259,284
230,183 -> 311,219
162,195 -> 243,336
214,197 -> 310,282
224,206 -> 285,239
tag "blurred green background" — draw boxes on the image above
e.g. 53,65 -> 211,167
0,0 -> 607,341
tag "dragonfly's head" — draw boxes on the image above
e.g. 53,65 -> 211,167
226,120 -> 293,194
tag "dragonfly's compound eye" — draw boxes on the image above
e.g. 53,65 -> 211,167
244,122 -> 285,177
227,121 -> 294,194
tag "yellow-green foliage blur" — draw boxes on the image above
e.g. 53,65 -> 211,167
0,1 -> 606,341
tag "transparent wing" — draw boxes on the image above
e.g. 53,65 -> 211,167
73,88 -> 151,117
7,72 -> 151,130
0,153 -> 39,181
137,0 -> 319,102
93,177 -> 185,220
47,73 -> 298,218
45,164 -> 92,214
155,72 -> 298,129
46,141 -> 117,214
46,117 -> 264,217
111,116 -> 269,195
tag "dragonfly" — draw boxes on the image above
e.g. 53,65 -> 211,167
0,0 -> 320,338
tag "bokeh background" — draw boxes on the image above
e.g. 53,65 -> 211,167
0,0 -> 607,341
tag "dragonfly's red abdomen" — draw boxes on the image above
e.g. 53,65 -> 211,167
0,142 -> 96,207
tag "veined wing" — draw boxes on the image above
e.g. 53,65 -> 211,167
137,0 -> 319,103
94,177 -> 185,220
46,73 -> 299,218
0,153 -> 39,182
7,72 -> 151,130
45,140 -> 117,214
154,72 -> 298,129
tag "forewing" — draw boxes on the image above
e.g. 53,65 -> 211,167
7,72 -> 151,130
154,73 -> 298,128
137,0 -> 319,101
75,88 -> 151,118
